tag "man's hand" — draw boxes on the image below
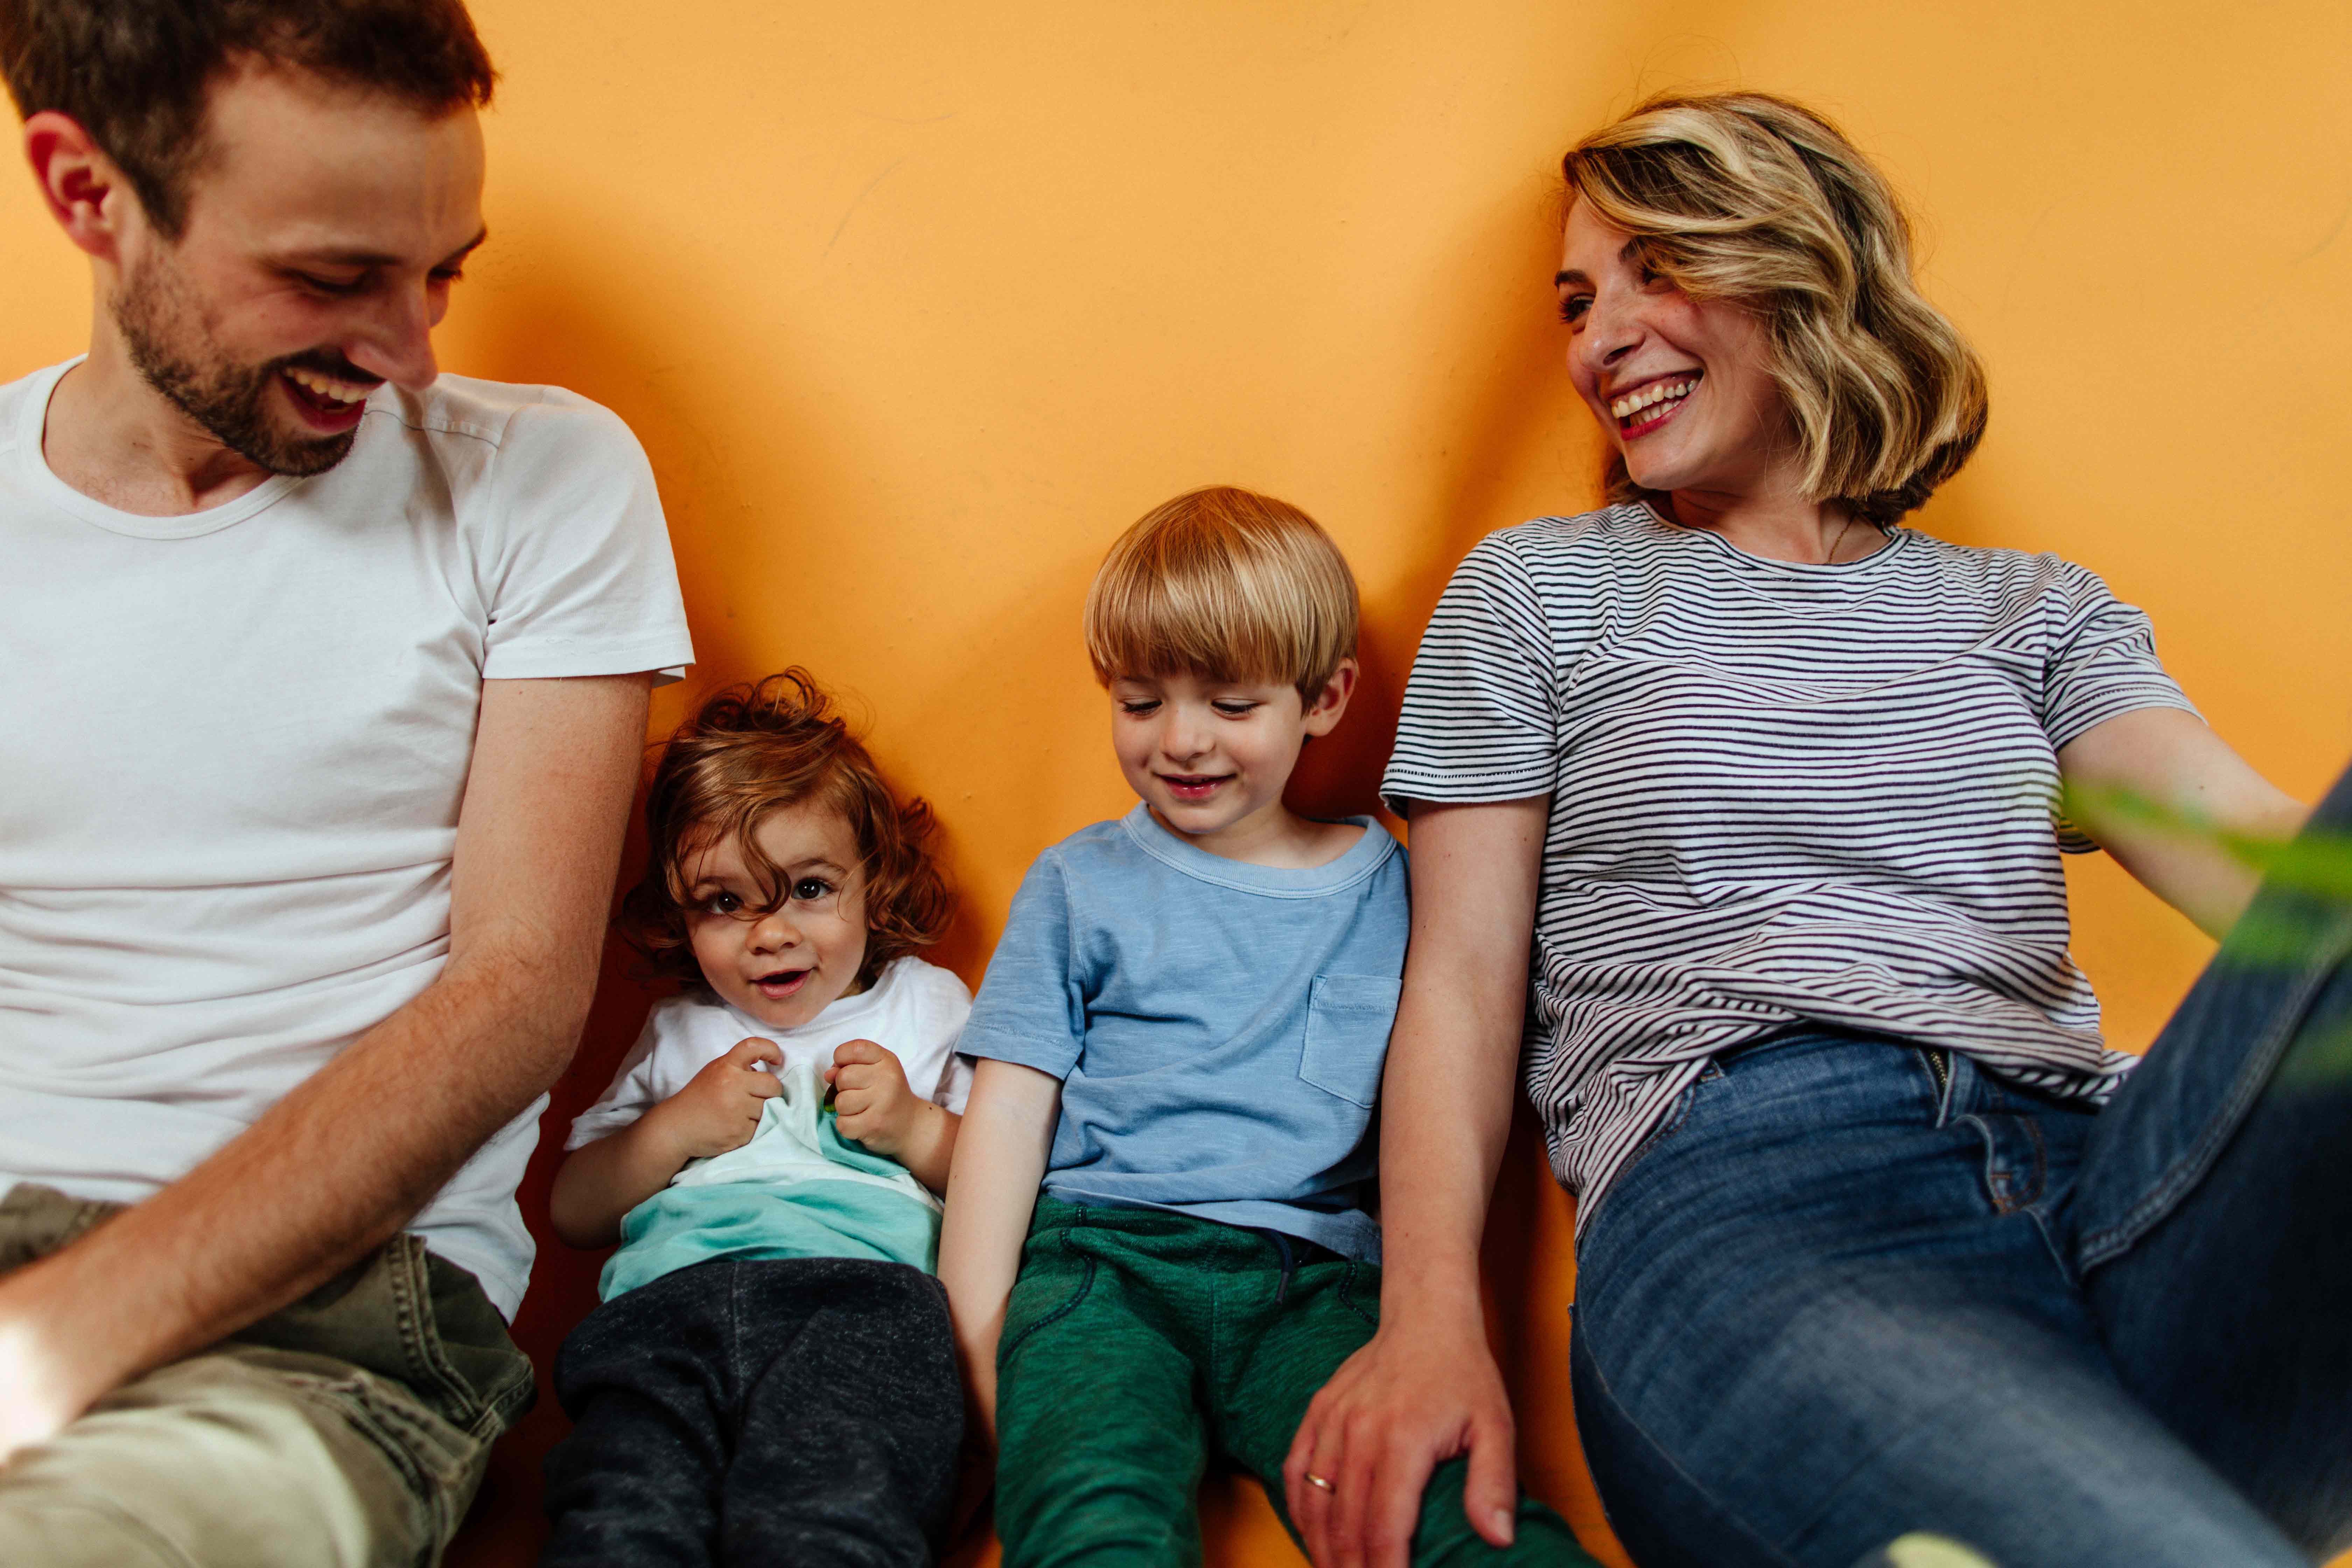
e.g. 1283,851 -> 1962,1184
0,1263 -> 120,1463
829,1040 -> 957,1192
646,1037 -> 783,1160
1283,1317 -> 1521,1567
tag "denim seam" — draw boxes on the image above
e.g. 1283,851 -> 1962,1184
390,1237 -> 504,1440
277,1366 -> 462,1543
1575,1331 -> 1801,1568
2077,912 -> 2352,1269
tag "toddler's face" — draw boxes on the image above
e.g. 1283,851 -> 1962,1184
1107,668 -> 1347,853
680,800 -> 871,1030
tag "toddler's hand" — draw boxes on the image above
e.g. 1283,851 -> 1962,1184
653,1037 -> 783,1160
827,1039 -> 927,1156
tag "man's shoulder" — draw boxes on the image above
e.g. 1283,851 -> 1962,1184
368,374 -> 642,462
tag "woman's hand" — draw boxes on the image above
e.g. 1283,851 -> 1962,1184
1280,796 -> 1550,1566
1285,1316 -> 1521,1567
650,1035 -> 784,1158
829,1038 -> 958,1192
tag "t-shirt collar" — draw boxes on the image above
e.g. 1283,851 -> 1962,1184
1118,801 -> 1397,898
11,356 -> 308,541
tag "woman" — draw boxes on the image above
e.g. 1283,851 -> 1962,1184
1281,93 -> 2347,1568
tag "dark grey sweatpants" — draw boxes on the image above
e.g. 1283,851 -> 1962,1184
541,1255 -> 963,1568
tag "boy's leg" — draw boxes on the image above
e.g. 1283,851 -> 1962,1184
542,1261 -> 740,1568
1210,1240 -> 1599,1566
993,1202 -> 1214,1568
722,1258 -> 962,1568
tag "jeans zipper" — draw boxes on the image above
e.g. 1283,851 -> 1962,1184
1925,1046 -> 1952,1106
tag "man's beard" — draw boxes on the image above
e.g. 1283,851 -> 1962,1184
112,250 -> 363,479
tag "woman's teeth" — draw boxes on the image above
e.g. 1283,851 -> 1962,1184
284,367 -> 371,407
1610,377 -> 1698,422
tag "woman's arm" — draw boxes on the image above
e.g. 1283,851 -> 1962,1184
1284,797 -> 1549,1568
936,1057 -> 1063,1438
2060,707 -> 2308,940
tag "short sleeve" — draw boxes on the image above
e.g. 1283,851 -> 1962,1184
2041,566 -> 2197,751
565,1008 -> 668,1150
900,961 -> 976,1114
478,394 -> 694,682
1381,533 -> 1564,815
955,853 -> 1087,1080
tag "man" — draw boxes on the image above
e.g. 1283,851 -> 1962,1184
0,1 -> 692,1560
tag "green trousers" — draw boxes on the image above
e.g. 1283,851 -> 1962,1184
995,1199 -> 1598,1568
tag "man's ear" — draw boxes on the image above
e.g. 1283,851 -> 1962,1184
23,111 -> 136,263
1300,657 -> 1359,738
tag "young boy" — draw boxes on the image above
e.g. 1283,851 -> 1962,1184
938,488 -> 1592,1565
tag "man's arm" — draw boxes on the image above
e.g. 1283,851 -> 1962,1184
0,673 -> 650,1459
2060,707 -> 2308,939
935,1057 -> 1062,1438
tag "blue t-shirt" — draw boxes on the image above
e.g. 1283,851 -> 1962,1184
958,803 -> 1407,1260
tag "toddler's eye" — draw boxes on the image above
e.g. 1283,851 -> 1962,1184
790,877 -> 833,902
1212,701 -> 1260,718
700,891 -> 743,916
1119,700 -> 1161,716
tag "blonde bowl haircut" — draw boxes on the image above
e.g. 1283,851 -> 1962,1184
1564,92 -> 1989,525
1084,486 -> 1360,706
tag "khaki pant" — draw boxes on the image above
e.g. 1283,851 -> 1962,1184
0,1185 -> 535,1567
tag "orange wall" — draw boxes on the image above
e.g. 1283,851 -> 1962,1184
7,3 -> 2350,1562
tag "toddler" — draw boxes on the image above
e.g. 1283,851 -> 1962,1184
541,670 -> 969,1568
937,488 -> 1592,1564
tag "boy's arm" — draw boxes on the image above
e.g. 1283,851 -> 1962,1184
935,1057 -> 1062,1438
551,1036 -> 785,1247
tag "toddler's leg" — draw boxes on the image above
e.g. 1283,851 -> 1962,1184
994,1204 -> 1213,1568
722,1258 -> 961,1568
1214,1244 -> 1598,1566
542,1262 -> 739,1568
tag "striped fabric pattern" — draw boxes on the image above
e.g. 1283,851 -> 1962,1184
1381,504 -> 2197,1228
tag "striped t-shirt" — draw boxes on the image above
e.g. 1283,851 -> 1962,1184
1381,503 -> 2196,1228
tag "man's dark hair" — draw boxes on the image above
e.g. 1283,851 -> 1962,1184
0,0 -> 496,238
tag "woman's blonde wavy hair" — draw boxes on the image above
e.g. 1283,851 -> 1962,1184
1563,92 -> 1988,524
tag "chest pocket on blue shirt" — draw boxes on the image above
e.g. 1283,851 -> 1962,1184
1300,974 -> 1404,1108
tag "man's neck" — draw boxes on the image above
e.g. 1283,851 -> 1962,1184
40,325 -> 276,518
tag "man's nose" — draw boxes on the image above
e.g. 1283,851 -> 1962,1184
346,282 -> 440,392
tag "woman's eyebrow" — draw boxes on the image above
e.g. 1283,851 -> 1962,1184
1554,241 -> 1645,288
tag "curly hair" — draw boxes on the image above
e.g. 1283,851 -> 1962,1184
1563,91 -> 1988,525
617,670 -> 952,992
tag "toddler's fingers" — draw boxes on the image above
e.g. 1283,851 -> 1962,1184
746,1071 -> 782,1099
730,1036 -> 784,1066
832,1038 -> 886,1067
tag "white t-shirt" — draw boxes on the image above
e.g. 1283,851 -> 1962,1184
568,958 -> 975,1151
0,360 -> 694,1317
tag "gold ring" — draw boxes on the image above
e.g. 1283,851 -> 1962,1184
1305,1471 -> 1336,1494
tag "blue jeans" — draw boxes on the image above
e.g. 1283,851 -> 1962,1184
1569,768 -> 2352,1567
